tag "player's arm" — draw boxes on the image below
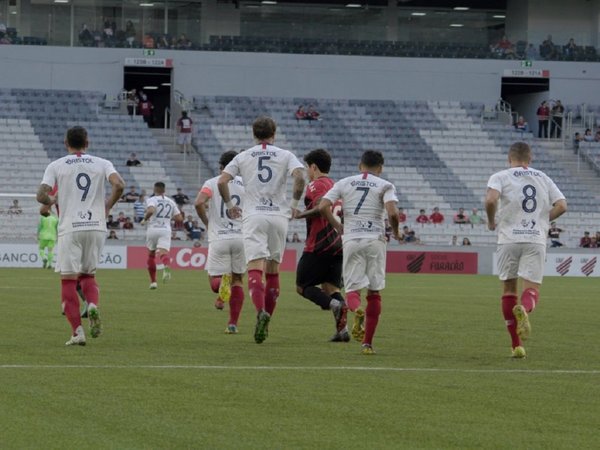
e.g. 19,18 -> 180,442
141,206 -> 155,226
549,199 -> 567,221
106,172 -> 126,214
194,189 -> 211,228
319,198 -> 343,235
218,172 -> 241,219
36,184 -> 56,206
290,167 -> 305,219
172,204 -> 184,223
295,197 -> 323,220
485,187 -> 500,231
385,201 -> 401,240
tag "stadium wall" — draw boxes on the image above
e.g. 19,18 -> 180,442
3,46 -> 600,105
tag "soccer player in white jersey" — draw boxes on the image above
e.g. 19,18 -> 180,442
195,150 -> 246,334
141,182 -> 183,289
486,142 -> 567,358
320,150 -> 400,355
218,116 -> 305,344
37,126 -> 125,346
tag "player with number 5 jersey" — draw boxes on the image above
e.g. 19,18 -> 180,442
37,126 -> 125,346
142,182 -> 183,289
218,116 -> 305,344
320,150 -> 400,355
486,142 -> 567,358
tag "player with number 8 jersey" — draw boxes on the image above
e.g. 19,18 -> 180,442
37,126 -> 125,346
486,141 -> 567,358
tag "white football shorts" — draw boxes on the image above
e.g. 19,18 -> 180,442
55,230 -> 105,275
146,228 -> 172,252
342,238 -> 387,292
206,238 -> 246,276
496,242 -> 546,284
242,214 -> 288,263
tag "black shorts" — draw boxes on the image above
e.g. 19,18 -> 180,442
296,252 -> 343,289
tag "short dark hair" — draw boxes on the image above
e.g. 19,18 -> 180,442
509,141 -> 531,163
154,182 -> 166,193
253,116 -> 276,141
219,150 -> 238,169
360,150 -> 384,168
182,111 -> 188,117
66,126 -> 88,150
304,148 -> 331,173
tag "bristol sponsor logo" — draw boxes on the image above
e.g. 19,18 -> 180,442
580,257 -> 597,277
175,248 -> 207,268
555,256 -> 572,276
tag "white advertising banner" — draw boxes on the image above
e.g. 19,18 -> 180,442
493,252 -> 599,277
0,244 -> 126,269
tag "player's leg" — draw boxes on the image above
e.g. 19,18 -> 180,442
46,239 -> 56,268
206,242 -> 225,309
343,239 -> 368,341
146,230 -> 158,288
57,234 -> 85,345
79,231 -> 104,339
513,243 -> 545,341
296,252 -> 333,309
497,244 -> 524,356
226,240 -> 247,333
361,240 -> 386,354
39,240 -> 48,268
323,253 -> 349,342
264,216 -> 288,317
265,259 -> 280,316
158,250 -> 172,282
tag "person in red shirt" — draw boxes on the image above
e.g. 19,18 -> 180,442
536,101 -> 550,138
580,231 -> 592,248
429,206 -> 444,224
176,111 -> 194,155
415,209 -> 429,224
138,93 -> 154,125
398,207 -> 407,223
295,105 -> 306,121
294,148 -> 348,342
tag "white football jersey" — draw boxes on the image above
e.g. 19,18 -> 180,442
487,166 -> 565,245
323,172 -> 398,243
223,143 -> 304,218
200,175 -> 244,243
145,195 -> 180,230
41,152 -> 117,236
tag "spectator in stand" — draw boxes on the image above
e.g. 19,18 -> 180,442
78,24 -> 94,47
550,100 -> 564,138
291,232 -> 301,243
514,116 -> 529,133
143,34 -> 155,49
183,215 -> 194,237
8,199 -> 22,215
117,211 -> 127,226
573,132 -> 583,154
169,36 -> 178,49
190,221 -> 204,241
123,217 -> 134,230
462,237 -> 472,246
126,89 -> 138,116
138,94 -> 154,125
122,185 -> 140,203
548,221 -> 564,247
156,34 -> 169,49
402,225 -> 417,243
306,105 -> 320,121
171,229 -> 182,241
595,130 -> 600,142
540,35 -> 558,60
106,214 -> 120,229
295,105 -> 306,121
177,34 -> 192,49
416,209 -> 429,224
126,152 -> 142,167
583,128 -> 594,142
564,38 -> 578,58
453,207 -> 470,224
537,101 -> 550,138
526,43 -> 539,60
450,235 -> 458,246
429,206 -> 444,224
133,194 -> 146,223
125,20 -> 136,47
492,35 -> 516,59
397,207 -> 407,223
108,230 -> 119,239
177,111 -> 193,155
580,231 -> 592,248
172,188 -> 190,213
469,208 -> 485,225
0,32 -> 10,45
590,236 -> 598,248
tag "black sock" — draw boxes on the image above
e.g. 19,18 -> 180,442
330,292 -> 345,303
302,286 -> 332,310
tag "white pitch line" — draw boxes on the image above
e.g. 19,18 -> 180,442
1,365 -> 599,374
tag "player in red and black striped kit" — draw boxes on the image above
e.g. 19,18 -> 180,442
295,149 -> 349,342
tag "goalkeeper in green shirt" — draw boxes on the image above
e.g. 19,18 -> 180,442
38,205 -> 58,269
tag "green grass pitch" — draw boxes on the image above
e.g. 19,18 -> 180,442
1,268 -> 599,449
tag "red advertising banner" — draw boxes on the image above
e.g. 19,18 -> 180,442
127,246 -> 297,271
386,251 -> 478,274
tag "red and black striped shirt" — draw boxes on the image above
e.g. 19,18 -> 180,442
303,177 -> 342,255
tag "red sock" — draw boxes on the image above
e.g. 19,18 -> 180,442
502,294 -> 521,349
147,254 -> 157,282
78,274 -> 99,307
210,276 -> 221,294
229,285 -> 244,325
346,291 -> 361,312
265,273 -> 280,316
363,293 -> 382,346
248,269 -> 265,312
521,288 -> 539,313
61,279 -> 81,333
160,253 -> 171,268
